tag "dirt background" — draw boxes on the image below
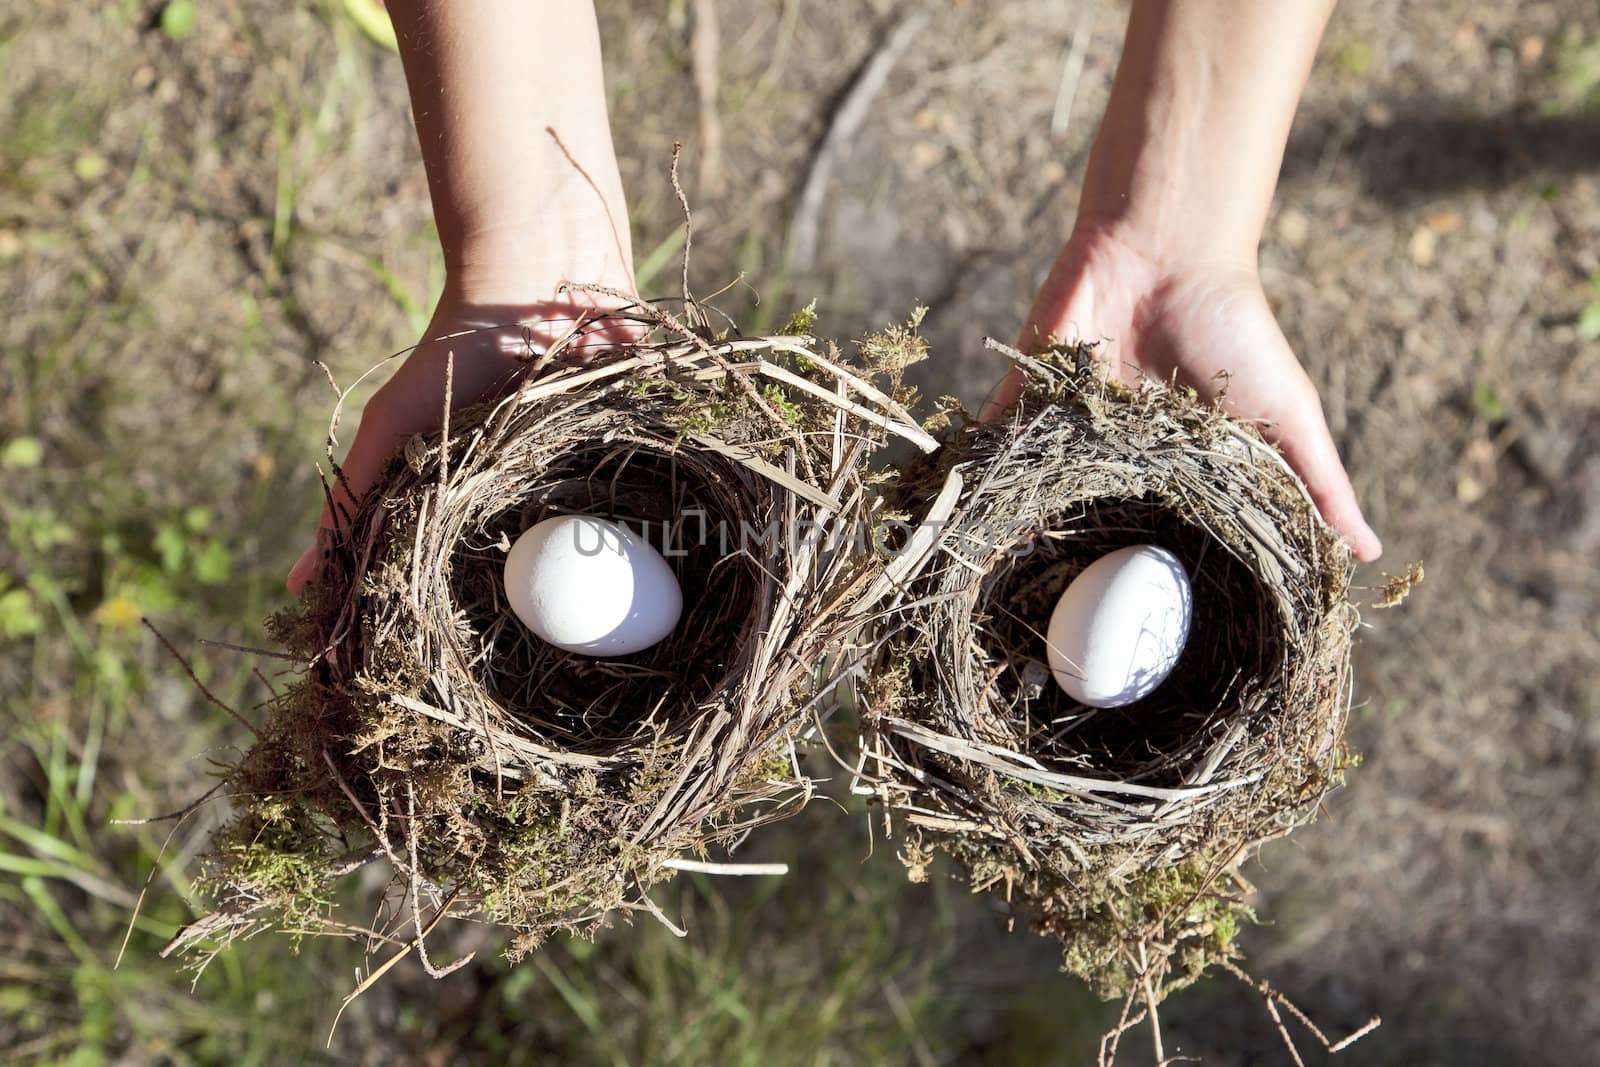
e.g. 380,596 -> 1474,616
2,1 -> 1598,1064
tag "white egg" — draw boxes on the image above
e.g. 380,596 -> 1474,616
502,515 -> 683,657
1044,545 -> 1192,709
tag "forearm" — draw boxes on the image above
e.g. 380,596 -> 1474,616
387,0 -> 633,301
1077,0 -> 1335,265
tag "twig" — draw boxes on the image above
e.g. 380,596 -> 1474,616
1142,962 -> 1165,1066
1219,959 -> 1380,1058
322,749 -> 407,874
543,125 -> 632,291
251,667 -> 280,699
197,638 -> 300,661
406,779 -> 475,979
1099,982 -> 1146,1067
1328,1016 -> 1383,1053
116,804 -> 202,969
633,883 -> 687,937
670,143 -> 695,314
1264,996 -> 1307,1067
109,781 -> 226,825
659,858 -> 789,876
326,887 -> 462,1047
142,619 -> 261,740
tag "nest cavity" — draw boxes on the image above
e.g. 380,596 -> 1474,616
169,302 -> 934,966
863,343 -> 1358,999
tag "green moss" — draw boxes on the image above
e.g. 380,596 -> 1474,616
939,839 -> 1259,1001
675,378 -> 754,436
203,802 -> 336,931
1052,859 -> 1258,998
761,382 -> 803,425
1018,781 -> 1068,805
780,299 -> 818,338
857,306 -> 929,374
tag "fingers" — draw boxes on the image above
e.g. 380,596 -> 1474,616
984,280 -> 1100,422
1270,393 -> 1383,562
285,405 -> 404,595
286,535 -> 329,598
979,363 -> 1026,422
284,301 -> 642,597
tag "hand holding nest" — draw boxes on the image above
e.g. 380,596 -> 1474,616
285,281 -> 638,596
987,0 -> 1381,562
287,0 -> 636,594
989,222 -> 1383,562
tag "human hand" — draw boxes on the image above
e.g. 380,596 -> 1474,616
285,0 -> 640,593
285,275 -> 638,595
985,222 -> 1382,561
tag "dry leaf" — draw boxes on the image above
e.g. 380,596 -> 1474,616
1425,209 -> 1463,235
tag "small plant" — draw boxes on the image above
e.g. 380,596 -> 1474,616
1579,270 -> 1600,341
781,299 -> 819,337
1550,31 -> 1600,115
1,435 -> 44,469
0,577 -> 43,638
159,0 -> 196,40
1471,380 -> 1508,422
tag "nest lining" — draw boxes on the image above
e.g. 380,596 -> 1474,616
974,498 -> 1285,776
167,302 -> 934,966
440,434 -> 765,756
863,343 -> 1357,998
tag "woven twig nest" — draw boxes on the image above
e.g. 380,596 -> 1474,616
862,342 -> 1358,1000
168,300 -> 934,969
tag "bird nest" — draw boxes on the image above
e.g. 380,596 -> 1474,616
860,341 -> 1359,1004
165,299 -> 935,977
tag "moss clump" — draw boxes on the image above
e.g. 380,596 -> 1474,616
200,801 -> 336,935
1041,860 -> 1257,998
857,305 -> 929,374
781,299 -> 819,338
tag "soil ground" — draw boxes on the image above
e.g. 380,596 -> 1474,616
2,2 -> 1598,1064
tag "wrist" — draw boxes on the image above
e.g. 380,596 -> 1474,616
429,264 -> 642,362
1074,145 -> 1265,270
444,213 -> 635,301
1071,0 -> 1327,270
441,252 -> 634,319
1062,210 -> 1260,286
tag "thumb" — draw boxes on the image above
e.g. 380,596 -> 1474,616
286,407 -> 404,595
1269,394 -> 1383,562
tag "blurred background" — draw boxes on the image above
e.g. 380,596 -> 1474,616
2,1 -> 1598,1064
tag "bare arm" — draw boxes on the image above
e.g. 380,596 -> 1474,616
999,0 -> 1381,560
289,1 -> 634,592
1075,0 -> 1335,263
388,0 -> 632,298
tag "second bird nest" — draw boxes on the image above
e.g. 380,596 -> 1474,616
862,343 -> 1358,999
